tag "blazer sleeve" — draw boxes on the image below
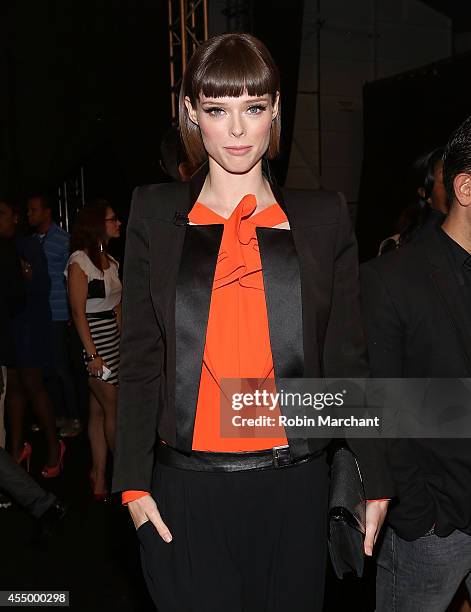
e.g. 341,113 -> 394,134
323,195 -> 395,499
112,187 -> 164,494
360,260 -> 434,519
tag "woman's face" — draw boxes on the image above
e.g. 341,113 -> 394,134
0,202 -> 17,239
185,90 -> 279,174
104,207 -> 121,241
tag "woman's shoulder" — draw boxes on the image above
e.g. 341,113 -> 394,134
68,249 -> 90,264
66,250 -> 98,277
131,182 -> 188,221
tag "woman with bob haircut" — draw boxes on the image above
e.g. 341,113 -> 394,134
113,33 -> 393,611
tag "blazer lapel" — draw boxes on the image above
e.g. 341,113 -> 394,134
172,167 -> 224,451
175,224 -> 224,451
256,227 -> 304,379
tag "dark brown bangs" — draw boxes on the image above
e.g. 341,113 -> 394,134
194,51 -> 277,102
188,33 -> 279,103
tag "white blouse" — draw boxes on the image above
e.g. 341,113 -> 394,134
65,250 -> 122,313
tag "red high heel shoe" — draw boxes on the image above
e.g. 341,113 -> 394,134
89,470 -> 110,502
41,440 -> 66,478
16,442 -> 32,473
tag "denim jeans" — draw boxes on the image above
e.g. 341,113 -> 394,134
376,525 -> 471,612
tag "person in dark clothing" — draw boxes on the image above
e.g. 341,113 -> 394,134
113,32 -> 392,612
0,238 -> 26,447
0,236 -> 26,507
378,146 -> 448,255
361,116 -> 471,611
27,193 -> 82,438
0,236 -> 66,529
0,198 -> 65,479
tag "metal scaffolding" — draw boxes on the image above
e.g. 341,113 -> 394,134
168,0 -> 209,124
57,166 -> 85,233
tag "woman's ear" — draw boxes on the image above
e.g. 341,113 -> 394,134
184,96 -> 199,126
272,91 -> 280,121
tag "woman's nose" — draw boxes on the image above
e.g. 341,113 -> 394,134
230,115 -> 245,138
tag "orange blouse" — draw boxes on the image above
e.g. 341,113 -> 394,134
190,193 -> 288,451
122,194 -> 288,504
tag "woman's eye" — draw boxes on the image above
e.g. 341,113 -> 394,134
247,105 -> 267,114
205,107 -> 225,117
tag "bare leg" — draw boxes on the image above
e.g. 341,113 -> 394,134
88,379 -> 117,453
20,368 -> 59,466
87,389 -> 108,494
5,368 -> 28,460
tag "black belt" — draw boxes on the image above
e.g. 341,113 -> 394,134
86,310 -> 116,320
156,441 -> 320,472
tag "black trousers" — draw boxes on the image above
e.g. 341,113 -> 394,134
137,453 -> 330,612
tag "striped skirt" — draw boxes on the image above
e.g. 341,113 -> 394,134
84,311 -> 120,386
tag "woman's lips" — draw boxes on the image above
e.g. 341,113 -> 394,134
224,146 -> 252,156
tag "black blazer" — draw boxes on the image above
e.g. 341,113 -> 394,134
361,216 -> 471,540
112,164 -> 393,499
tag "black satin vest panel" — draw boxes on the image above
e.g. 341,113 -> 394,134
257,226 -> 310,458
256,227 -> 304,379
174,224 -> 224,452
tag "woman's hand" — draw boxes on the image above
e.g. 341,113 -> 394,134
128,495 -> 173,543
364,499 -> 390,556
87,355 -> 105,378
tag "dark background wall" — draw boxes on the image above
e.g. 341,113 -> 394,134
2,0 -> 469,262
357,51 -> 471,260
0,0 -> 304,217
0,0 -> 171,211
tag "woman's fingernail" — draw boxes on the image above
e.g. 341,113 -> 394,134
164,534 -> 172,543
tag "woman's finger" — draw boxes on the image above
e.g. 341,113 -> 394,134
128,496 -> 172,543
144,506 -> 172,543
364,521 -> 376,556
150,513 -> 173,543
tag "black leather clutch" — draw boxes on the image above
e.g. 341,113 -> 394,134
328,446 -> 366,579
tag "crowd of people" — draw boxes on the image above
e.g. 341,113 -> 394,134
1,30 -> 471,612
0,195 -> 122,511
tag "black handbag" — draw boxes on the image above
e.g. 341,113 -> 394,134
328,446 -> 366,579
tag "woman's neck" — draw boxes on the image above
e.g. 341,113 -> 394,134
197,158 -> 276,217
